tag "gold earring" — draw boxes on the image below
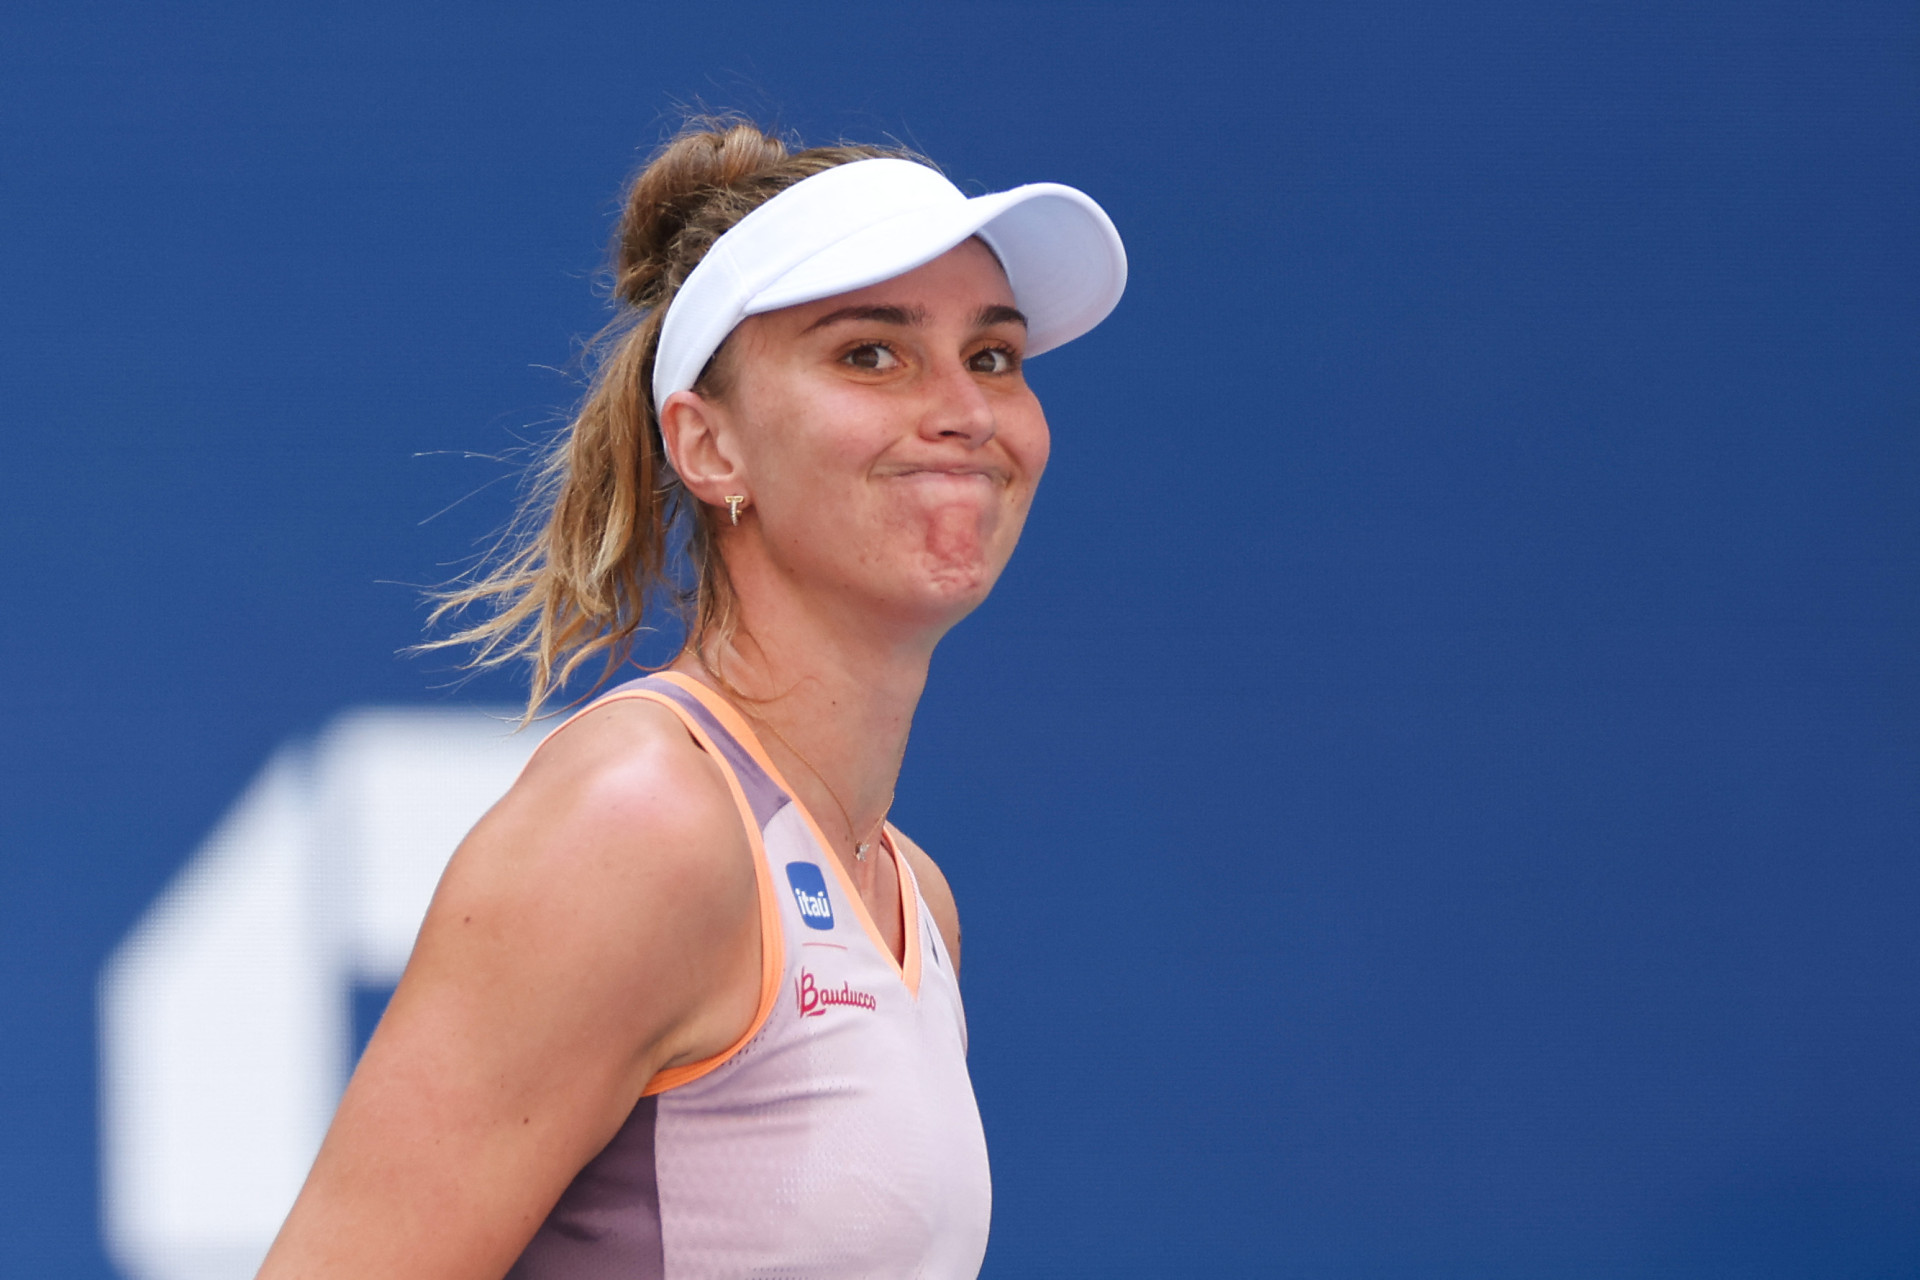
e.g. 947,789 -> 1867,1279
724,495 -> 746,526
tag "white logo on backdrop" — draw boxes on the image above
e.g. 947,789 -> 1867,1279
98,708 -> 548,1280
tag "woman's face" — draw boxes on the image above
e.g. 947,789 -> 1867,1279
692,238 -> 1050,640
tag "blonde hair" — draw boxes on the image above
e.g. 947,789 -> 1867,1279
425,119 -> 933,719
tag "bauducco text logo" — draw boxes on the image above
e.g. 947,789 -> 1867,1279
795,969 -> 877,1018
785,862 -> 835,930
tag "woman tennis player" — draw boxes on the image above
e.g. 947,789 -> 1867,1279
258,119 -> 1125,1279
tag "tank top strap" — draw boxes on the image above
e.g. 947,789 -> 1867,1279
581,673 -> 793,828
540,672 -> 791,1096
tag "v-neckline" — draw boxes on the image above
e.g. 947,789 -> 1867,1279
653,671 -> 922,993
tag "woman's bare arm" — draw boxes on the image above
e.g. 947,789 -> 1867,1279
257,698 -> 762,1279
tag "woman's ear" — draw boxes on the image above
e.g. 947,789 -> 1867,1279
658,388 -> 746,507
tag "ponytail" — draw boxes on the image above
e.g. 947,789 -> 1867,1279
423,118 -> 931,720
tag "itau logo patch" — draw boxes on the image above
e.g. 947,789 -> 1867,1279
785,862 -> 835,930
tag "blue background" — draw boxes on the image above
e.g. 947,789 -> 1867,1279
4,2 -> 1916,1275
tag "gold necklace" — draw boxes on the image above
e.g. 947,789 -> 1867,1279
747,710 -> 893,863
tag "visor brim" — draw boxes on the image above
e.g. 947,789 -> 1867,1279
746,182 -> 1127,357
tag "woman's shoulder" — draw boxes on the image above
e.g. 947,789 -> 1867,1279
510,690 -> 741,840
401,689 -> 762,1067
439,693 -> 759,947
515,691 -> 735,832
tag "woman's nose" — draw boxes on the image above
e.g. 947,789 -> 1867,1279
918,359 -> 998,448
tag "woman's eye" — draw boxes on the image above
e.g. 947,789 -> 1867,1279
968,347 -> 1016,374
843,343 -> 900,371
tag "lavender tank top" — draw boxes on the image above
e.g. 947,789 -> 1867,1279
505,672 -> 991,1279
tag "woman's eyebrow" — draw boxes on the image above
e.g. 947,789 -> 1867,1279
802,304 -> 927,333
799,302 -> 1028,334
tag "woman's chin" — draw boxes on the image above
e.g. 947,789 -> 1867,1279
829,495 -> 1026,632
852,553 -> 1002,637
919,502 -> 992,568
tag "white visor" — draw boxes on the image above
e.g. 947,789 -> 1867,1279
651,157 -> 1127,410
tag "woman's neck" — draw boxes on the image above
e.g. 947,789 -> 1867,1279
670,588 -> 932,859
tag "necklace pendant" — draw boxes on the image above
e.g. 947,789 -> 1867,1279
855,842 -> 869,861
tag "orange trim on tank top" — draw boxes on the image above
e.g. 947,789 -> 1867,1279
536,685 -> 787,1096
653,672 -> 923,998
880,824 -> 924,996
